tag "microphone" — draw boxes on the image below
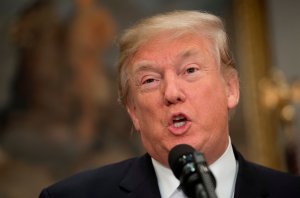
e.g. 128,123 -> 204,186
168,144 -> 218,198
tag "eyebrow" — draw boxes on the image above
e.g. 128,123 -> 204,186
172,48 -> 202,70
132,61 -> 159,74
177,48 -> 198,60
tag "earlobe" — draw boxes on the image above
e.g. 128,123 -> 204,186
126,104 -> 141,132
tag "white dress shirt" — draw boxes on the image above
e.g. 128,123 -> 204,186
152,138 -> 238,198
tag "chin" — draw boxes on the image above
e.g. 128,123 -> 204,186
169,140 -> 197,150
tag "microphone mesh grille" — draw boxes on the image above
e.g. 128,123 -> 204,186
168,144 -> 195,179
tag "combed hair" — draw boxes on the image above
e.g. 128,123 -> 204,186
117,10 -> 236,106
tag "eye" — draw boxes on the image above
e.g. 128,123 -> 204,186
142,78 -> 156,84
139,74 -> 161,90
181,64 -> 203,82
184,65 -> 199,75
186,67 -> 198,74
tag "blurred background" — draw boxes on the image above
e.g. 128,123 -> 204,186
0,0 -> 299,197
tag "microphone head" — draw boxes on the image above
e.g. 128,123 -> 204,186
168,144 -> 217,198
168,144 -> 195,179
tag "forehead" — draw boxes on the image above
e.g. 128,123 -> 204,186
139,32 -> 212,52
128,33 -> 216,71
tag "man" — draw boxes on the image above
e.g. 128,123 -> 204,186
39,10 -> 300,198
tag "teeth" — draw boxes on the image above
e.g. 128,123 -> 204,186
174,121 -> 186,128
172,115 -> 187,128
173,115 -> 185,121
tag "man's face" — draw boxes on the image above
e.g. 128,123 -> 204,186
126,33 -> 239,166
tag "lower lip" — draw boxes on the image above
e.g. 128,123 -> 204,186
167,121 -> 191,135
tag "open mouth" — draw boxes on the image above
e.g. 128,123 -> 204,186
172,114 -> 188,128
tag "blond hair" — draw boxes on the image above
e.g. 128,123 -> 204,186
117,10 -> 236,106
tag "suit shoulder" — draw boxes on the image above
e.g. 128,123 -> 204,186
247,161 -> 300,181
39,156 -> 139,197
235,147 -> 300,184
234,148 -> 300,197
244,160 -> 300,195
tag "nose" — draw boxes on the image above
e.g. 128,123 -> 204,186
162,75 -> 186,106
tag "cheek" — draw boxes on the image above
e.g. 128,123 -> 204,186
134,94 -> 163,128
190,81 -> 228,118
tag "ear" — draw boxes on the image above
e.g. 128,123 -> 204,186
126,103 -> 141,132
225,71 -> 240,109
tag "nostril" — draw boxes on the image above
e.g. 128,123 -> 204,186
166,100 -> 173,106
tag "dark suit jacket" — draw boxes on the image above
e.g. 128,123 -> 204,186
39,149 -> 300,198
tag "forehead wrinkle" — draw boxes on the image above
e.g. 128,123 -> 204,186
131,41 -> 207,76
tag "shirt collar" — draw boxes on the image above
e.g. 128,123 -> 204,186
152,157 -> 179,198
210,138 -> 237,198
151,138 -> 237,198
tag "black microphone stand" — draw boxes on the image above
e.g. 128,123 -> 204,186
193,152 -> 218,198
